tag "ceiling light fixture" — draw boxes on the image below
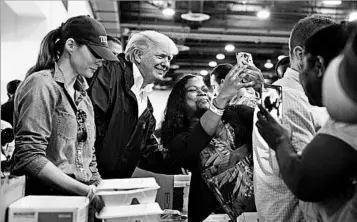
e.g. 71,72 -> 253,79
181,12 -> 210,22
257,9 -> 270,19
225,44 -> 235,52
170,64 -> 180,69
264,59 -> 273,69
323,1 -> 342,5
162,8 -> 175,16
348,11 -> 357,21
216,53 -> 225,60
200,70 -> 209,76
209,61 -> 217,67
278,55 -> 286,61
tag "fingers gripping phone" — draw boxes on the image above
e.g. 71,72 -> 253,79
261,84 -> 283,122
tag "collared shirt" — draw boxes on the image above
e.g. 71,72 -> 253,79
11,63 -> 101,185
131,64 -> 154,117
252,68 -> 328,222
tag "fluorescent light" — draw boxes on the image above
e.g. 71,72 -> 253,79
209,61 -> 217,67
264,59 -> 273,69
323,1 -> 342,5
278,55 -> 286,61
225,44 -> 235,52
162,8 -> 175,16
216,53 -> 225,60
349,11 -> 357,21
242,1 -> 247,4
200,70 -> 208,75
257,9 -> 270,19
170,64 -> 180,69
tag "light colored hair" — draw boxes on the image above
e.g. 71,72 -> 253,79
124,30 -> 178,62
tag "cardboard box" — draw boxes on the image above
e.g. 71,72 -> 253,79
132,168 -> 174,210
96,203 -> 163,222
96,178 -> 160,206
8,196 -> 89,222
0,176 -> 26,222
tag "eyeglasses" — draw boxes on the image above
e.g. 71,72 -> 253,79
76,109 -> 88,143
87,45 -> 102,60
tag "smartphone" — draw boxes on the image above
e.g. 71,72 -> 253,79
236,52 -> 254,83
236,52 -> 253,67
261,84 -> 283,122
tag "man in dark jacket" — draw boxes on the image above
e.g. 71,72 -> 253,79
88,30 -> 180,179
1,79 -> 21,126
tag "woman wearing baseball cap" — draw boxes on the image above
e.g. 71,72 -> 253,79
11,15 -> 117,220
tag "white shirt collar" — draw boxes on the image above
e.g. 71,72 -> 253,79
131,63 -> 154,96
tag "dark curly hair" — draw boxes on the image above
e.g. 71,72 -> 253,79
161,74 -> 197,148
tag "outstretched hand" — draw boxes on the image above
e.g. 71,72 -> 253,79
256,104 -> 289,150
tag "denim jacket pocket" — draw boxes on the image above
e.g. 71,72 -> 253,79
55,111 -> 77,140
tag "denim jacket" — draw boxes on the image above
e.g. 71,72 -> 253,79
11,63 -> 101,185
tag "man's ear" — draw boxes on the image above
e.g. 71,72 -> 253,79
293,46 -> 304,62
133,50 -> 142,63
316,55 -> 325,78
64,38 -> 76,55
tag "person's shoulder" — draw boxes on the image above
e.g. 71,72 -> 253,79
26,69 -> 54,83
20,70 -> 58,94
319,118 -> 357,149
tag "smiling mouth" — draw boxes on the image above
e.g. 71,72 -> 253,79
156,68 -> 167,75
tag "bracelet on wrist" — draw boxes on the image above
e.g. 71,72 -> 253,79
86,185 -> 96,202
210,100 -> 225,116
213,98 -> 226,110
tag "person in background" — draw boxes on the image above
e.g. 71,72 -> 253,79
87,30 -> 182,179
107,35 -> 122,56
274,56 -> 290,81
1,79 -> 21,126
210,63 -> 233,97
256,22 -> 357,222
10,15 -> 118,220
161,64 -> 263,221
252,14 -> 335,222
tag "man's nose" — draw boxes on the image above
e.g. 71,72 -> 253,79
161,58 -> 170,70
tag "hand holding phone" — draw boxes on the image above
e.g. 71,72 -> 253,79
261,85 -> 283,122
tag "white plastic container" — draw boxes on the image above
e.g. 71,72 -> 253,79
8,196 -> 89,222
96,178 -> 160,206
96,203 -> 163,222
204,214 -> 230,222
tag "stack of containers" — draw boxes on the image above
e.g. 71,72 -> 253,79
95,177 -> 163,222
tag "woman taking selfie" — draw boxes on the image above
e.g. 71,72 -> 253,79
161,65 -> 262,221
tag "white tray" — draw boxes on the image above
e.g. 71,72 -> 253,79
97,187 -> 159,206
96,203 -> 163,222
97,178 -> 159,191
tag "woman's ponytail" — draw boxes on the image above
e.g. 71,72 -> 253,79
26,27 -> 62,77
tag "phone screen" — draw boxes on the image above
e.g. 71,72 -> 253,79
261,85 -> 283,122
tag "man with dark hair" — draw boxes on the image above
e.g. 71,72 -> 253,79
252,15 -> 335,222
107,35 -> 122,56
1,79 -> 21,125
210,63 -> 233,97
257,22 -> 357,222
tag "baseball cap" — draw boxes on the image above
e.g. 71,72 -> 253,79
322,32 -> 357,123
66,15 -> 118,61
